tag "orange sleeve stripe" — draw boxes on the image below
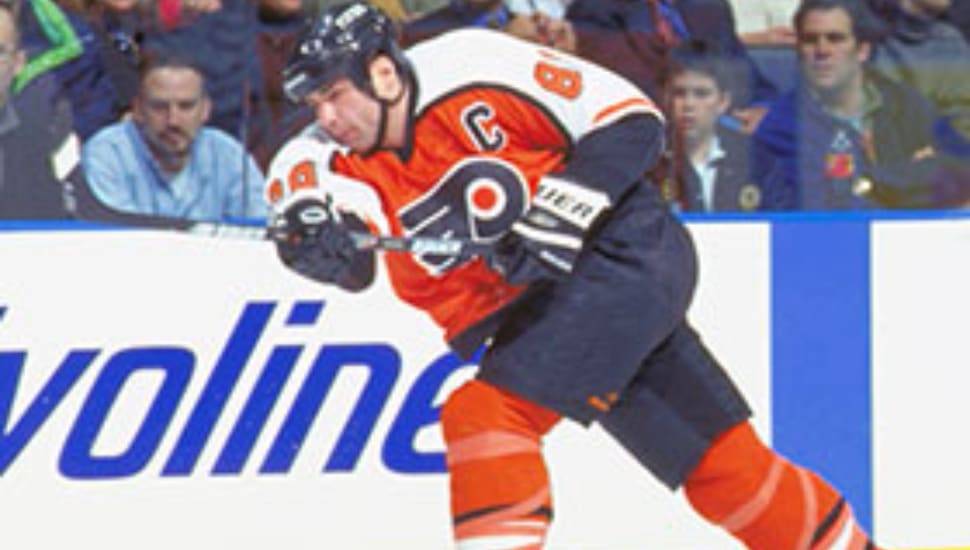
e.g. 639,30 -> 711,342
593,97 -> 658,125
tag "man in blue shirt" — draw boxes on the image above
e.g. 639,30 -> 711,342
81,50 -> 266,222
751,0 -> 967,210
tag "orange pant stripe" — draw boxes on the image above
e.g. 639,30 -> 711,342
447,430 -> 542,467
719,455 -> 785,532
796,467 -> 820,550
683,422 -> 878,550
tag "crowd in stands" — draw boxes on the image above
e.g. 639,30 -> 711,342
1,0 -> 969,223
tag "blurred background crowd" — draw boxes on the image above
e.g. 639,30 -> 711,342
2,0 -> 970,223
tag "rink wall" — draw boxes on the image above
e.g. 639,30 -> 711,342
0,213 -> 967,550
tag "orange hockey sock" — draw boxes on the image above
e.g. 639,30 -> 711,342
684,422 -> 877,550
440,380 -> 560,550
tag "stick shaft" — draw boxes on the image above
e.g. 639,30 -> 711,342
183,221 -> 491,257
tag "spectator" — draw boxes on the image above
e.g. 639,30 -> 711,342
564,0 -> 777,132
154,0 -> 223,29
728,0 -> 798,46
401,0 -> 575,51
505,0 -> 570,19
16,0 -> 121,140
652,39 -> 774,211
868,0 -> 970,146
253,0 -> 312,170
304,0 -> 413,20
67,0 -> 151,115
400,0 -> 512,46
142,0 -> 268,152
751,0 -> 966,210
80,50 -> 266,221
504,5 -> 576,51
943,0 -> 970,42
0,0 -> 75,219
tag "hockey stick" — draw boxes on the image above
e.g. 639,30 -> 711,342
174,220 -> 494,257
71,179 -> 492,258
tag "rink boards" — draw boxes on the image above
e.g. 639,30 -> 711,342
0,213 -> 967,550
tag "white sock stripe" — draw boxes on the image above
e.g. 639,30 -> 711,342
456,534 -> 544,550
823,515 -> 856,550
498,520 -> 548,530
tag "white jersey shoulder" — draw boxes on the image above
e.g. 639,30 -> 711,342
266,133 -> 389,234
405,28 -> 663,139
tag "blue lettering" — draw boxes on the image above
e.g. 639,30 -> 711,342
0,301 -> 481,478
163,302 -> 275,476
213,346 -> 301,474
383,351 -> 477,474
59,348 -> 193,479
261,344 -> 400,473
214,301 -> 322,474
0,349 -> 98,474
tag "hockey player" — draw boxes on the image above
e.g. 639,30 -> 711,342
266,2 -> 882,549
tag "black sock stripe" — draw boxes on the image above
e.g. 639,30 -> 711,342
811,498 -> 847,546
454,505 -> 506,526
534,506 -> 554,521
453,504 -> 553,527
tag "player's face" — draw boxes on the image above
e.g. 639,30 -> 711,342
668,70 -> 729,146
797,7 -> 870,97
305,78 -> 383,153
134,66 -> 211,167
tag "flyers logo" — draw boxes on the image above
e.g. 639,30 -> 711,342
399,157 -> 529,274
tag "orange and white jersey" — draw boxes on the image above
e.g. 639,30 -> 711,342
267,28 -> 662,343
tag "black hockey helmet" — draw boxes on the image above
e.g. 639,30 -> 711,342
283,1 -> 407,103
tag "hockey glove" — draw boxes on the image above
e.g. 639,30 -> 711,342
271,189 -> 374,291
491,175 -> 610,285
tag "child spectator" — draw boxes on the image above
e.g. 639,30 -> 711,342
653,39 -> 778,211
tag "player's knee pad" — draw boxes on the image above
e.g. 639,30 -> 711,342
684,421 -> 875,550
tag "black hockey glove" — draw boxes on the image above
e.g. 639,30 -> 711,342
271,190 -> 374,291
490,175 -> 610,285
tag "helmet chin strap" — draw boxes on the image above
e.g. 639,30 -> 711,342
363,79 -> 407,157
